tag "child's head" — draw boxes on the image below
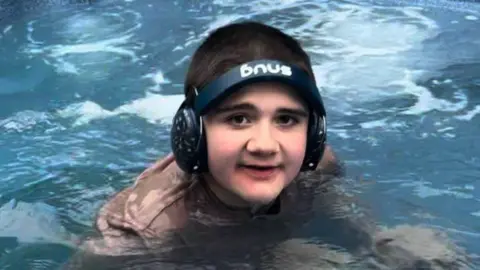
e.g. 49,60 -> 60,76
183,22 -> 316,97
171,21 -> 326,207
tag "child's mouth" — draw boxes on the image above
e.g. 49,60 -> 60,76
238,164 -> 279,179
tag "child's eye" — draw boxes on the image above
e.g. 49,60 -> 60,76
226,114 -> 251,126
276,115 -> 299,126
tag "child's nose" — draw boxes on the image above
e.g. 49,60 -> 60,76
245,124 -> 279,155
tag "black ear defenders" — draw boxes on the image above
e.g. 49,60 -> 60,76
171,59 -> 327,174
170,97 -> 208,173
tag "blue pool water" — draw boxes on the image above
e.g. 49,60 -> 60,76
0,0 -> 479,268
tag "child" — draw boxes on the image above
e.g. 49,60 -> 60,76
66,21 -> 470,269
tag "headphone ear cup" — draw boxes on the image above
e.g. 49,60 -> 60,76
301,111 -> 326,171
171,103 -> 201,173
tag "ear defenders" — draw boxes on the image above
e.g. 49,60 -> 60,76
171,59 -> 327,174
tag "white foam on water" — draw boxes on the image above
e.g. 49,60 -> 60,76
57,93 -> 184,126
304,4 -> 442,111
204,0 -> 474,130
359,118 -> 389,129
465,15 -> 478,21
212,0 -> 302,11
396,73 -> 468,115
328,127 -> 351,139
186,0 -> 304,48
0,110 -> 64,133
437,126 -> 454,133
358,117 -> 411,136
376,0 -> 480,15
1,90 -> 183,133
113,93 -> 183,124
401,180 -> 475,199
142,70 -> 172,92
3,24 -> 12,34
455,105 -> 480,121
22,7 -> 143,80
0,199 -> 77,246
57,101 -> 115,126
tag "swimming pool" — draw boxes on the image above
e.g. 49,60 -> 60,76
0,0 -> 479,268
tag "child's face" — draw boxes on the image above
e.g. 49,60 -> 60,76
203,82 -> 309,207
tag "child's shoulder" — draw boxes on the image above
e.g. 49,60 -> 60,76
90,154 -> 195,246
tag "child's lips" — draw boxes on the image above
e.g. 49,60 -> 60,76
238,164 -> 280,180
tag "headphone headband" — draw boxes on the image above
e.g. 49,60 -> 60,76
194,59 -> 325,117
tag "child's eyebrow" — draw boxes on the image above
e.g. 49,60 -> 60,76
213,103 -> 256,114
277,108 -> 309,118
213,102 -> 308,117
